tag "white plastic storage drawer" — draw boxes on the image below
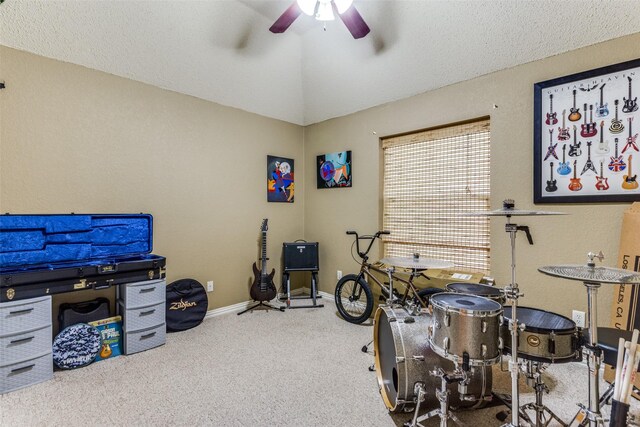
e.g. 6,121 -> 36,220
0,325 -> 52,367
0,352 -> 53,394
0,296 -> 51,337
121,279 -> 165,309
119,301 -> 165,333
124,323 -> 165,355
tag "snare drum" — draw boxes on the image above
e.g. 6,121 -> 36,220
446,282 -> 506,305
429,293 -> 503,366
501,306 -> 579,364
374,305 -> 492,412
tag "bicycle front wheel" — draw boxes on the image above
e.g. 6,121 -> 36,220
334,274 -> 373,324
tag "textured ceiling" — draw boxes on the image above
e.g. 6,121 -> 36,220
1,1 -> 640,125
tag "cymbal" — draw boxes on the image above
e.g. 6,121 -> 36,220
538,265 -> 640,284
462,208 -> 566,217
462,198 -> 566,217
379,256 -> 454,270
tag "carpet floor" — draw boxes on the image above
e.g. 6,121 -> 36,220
0,299 -> 638,426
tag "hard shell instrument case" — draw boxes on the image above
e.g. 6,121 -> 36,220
0,214 -> 166,302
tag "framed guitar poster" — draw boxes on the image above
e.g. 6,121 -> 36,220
534,58 -> 640,203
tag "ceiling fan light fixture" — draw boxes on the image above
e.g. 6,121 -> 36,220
333,0 -> 353,14
296,0 -> 316,16
315,0 -> 334,21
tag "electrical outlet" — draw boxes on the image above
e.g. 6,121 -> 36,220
207,281 -> 214,292
337,270 -> 343,280
572,310 -> 586,328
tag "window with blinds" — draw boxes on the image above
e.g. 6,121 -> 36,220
381,119 -> 491,273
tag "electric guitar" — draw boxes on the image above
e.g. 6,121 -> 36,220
609,99 -> 625,134
568,160 -> 582,191
545,94 -> 558,125
596,121 -> 609,154
622,155 -> 639,190
557,110 -> 570,141
568,89 -> 582,122
544,129 -> 558,161
580,104 -> 597,138
595,160 -> 609,191
608,138 -> 626,173
546,161 -> 558,192
581,141 -> 597,176
249,219 -> 277,302
622,117 -> 639,154
622,76 -> 639,114
557,144 -> 572,175
569,125 -> 582,157
595,83 -> 609,117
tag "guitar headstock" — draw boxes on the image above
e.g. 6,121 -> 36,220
261,218 -> 268,232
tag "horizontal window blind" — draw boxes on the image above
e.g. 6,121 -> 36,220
382,119 -> 491,273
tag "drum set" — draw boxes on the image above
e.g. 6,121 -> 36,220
369,200 -> 640,427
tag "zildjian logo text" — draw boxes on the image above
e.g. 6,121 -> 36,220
170,299 -> 197,311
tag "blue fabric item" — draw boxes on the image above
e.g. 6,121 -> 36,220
0,214 -> 152,268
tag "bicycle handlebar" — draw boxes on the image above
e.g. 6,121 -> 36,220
346,230 -> 391,260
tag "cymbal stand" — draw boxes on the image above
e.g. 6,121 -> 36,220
405,367 -> 467,427
571,252 -> 606,427
520,361 -> 568,427
502,207 -> 533,427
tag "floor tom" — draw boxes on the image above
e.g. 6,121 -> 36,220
501,306 -> 579,363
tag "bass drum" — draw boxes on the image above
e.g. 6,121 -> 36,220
373,305 -> 492,413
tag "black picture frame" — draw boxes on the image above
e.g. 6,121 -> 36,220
534,58 -> 640,204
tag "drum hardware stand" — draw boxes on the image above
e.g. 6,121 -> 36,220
404,367 -> 468,427
568,252 -> 606,427
519,361 -> 568,427
502,200 -> 534,427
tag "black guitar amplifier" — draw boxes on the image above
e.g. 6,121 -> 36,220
283,242 -> 319,271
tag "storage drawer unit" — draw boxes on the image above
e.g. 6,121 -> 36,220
123,323 -> 166,355
0,296 -> 51,336
0,325 -> 52,367
0,352 -> 53,394
119,279 -> 166,354
121,279 -> 165,309
0,296 -> 53,394
118,301 -> 164,332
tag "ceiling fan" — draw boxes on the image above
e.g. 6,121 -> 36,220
269,0 -> 370,39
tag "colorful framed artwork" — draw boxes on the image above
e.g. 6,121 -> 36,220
317,150 -> 352,189
534,58 -> 640,204
267,155 -> 294,203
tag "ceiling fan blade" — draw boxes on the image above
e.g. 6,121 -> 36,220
337,4 -> 370,39
269,2 -> 303,33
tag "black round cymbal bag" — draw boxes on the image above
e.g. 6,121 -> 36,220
166,279 -> 208,332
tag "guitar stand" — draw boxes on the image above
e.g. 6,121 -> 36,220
237,300 -> 285,315
281,271 -> 324,309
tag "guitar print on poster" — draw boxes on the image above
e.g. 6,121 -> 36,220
595,161 -> 609,191
535,58 -> 640,203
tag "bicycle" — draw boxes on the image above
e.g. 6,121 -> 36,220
334,230 -> 438,324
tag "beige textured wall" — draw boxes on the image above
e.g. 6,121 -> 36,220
0,47 -> 304,310
304,33 -> 640,326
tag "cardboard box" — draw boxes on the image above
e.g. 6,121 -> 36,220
88,316 -> 123,361
605,203 -> 640,397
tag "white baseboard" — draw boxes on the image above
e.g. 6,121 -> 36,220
204,288 -> 333,319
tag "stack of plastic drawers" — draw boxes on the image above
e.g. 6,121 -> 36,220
0,296 -> 53,393
119,279 -> 166,354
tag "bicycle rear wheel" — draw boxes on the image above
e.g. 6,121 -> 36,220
334,274 -> 373,324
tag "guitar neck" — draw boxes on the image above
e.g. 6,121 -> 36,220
261,230 -> 268,275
